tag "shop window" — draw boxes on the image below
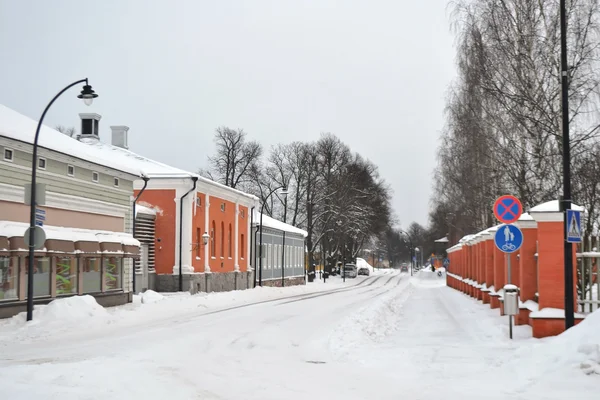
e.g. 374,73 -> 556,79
104,257 -> 123,290
82,257 -> 101,293
56,257 -> 77,295
24,257 -> 51,297
0,256 -> 18,300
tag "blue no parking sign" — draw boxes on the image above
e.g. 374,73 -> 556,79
494,224 -> 523,253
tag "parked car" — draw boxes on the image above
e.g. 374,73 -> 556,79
344,263 -> 358,278
358,267 -> 370,276
400,263 -> 408,273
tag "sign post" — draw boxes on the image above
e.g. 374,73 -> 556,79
494,224 -> 523,339
493,194 -> 524,340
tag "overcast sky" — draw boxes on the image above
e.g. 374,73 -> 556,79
0,0 -> 456,227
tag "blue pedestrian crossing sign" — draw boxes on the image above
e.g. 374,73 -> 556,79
494,224 -> 523,253
443,258 -> 450,267
566,209 -> 582,243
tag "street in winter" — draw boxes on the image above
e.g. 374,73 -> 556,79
1,0 -> 599,399
0,267 -> 598,399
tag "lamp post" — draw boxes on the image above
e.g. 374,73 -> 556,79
281,189 -> 288,287
257,186 -> 288,287
26,79 -> 97,322
559,0 -> 575,330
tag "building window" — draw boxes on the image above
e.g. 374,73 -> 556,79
104,257 -> 123,290
240,234 -> 245,259
56,257 -> 77,295
82,257 -> 101,293
210,221 -> 216,258
221,203 -> 226,212
24,257 -> 51,297
3,148 -> 13,162
38,157 -> 46,170
240,209 -> 245,218
228,224 -> 232,258
0,256 -> 18,300
92,172 -> 99,182
196,196 -> 201,207
220,222 -> 225,257
196,228 -> 201,258
67,165 -> 75,176
113,177 -> 119,187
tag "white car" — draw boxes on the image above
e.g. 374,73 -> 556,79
343,264 -> 358,278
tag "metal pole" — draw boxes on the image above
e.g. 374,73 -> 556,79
27,78 -> 88,321
281,195 -> 287,287
559,0 -> 575,330
508,255 -> 513,340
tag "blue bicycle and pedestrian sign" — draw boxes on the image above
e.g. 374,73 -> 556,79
494,224 -> 523,253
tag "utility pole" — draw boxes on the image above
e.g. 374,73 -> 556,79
560,0 -> 575,329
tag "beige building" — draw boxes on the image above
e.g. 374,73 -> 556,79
0,104 -> 141,317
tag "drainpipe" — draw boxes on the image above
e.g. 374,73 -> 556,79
179,176 -> 198,292
249,206 -> 255,286
132,176 -> 150,294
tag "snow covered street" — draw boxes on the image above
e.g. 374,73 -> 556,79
0,269 -> 598,400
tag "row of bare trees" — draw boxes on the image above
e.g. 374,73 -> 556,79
201,127 -> 393,269
428,0 -> 600,244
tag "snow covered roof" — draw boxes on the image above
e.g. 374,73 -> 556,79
135,204 -> 157,217
0,220 -> 140,247
0,104 -> 142,177
530,200 -> 584,213
253,212 -> 308,237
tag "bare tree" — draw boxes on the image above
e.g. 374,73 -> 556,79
206,127 -> 263,189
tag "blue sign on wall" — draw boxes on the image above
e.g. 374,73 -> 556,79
494,224 -> 523,253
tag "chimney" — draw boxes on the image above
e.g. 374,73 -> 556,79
110,125 -> 130,149
78,113 -> 101,142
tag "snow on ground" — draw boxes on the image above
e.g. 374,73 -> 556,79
0,268 -> 598,400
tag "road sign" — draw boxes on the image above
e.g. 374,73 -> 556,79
23,226 -> 46,250
493,195 -> 523,224
494,224 -> 523,253
443,258 -> 450,267
35,208 -> 46,227
566,209 -> 582,243
24,183 -> 46,206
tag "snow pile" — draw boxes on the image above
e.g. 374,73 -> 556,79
513,309 -> 600,377
2,295 -> 110,337
355,257 -> 373,272
139,290 -> 164,304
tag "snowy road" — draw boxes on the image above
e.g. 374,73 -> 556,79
0,270 -> 597,400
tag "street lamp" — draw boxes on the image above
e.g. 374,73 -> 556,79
256,186 -> 288,287
559,0 -> 575,330
415,247 -> 424,269
26,79 -> 98,322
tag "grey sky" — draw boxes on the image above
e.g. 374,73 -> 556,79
0,0 -> 456,227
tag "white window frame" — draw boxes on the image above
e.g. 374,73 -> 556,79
37,157 -> 46,170
3,148 -> 14,162
113,177 -> 119,187
67,164 -> 74,176
267,244 -> 272,269
92,171 -> 99,183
